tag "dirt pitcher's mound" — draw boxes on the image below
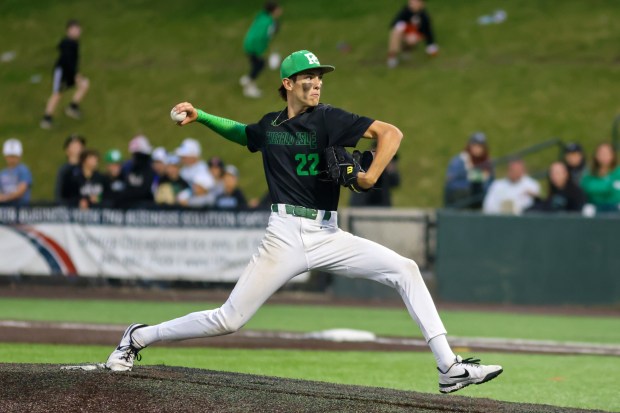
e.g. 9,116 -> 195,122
0,364 -> 607,413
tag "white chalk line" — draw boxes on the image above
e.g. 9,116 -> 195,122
1,320 -> 619,356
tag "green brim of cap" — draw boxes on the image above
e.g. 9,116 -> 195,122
283,65 -> 335,79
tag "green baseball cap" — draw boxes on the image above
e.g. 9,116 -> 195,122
104,149 -> 122,164
280,50 -> 335,80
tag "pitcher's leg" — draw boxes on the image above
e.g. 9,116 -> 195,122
313,231 -> 447,342
134,220 -> 306,347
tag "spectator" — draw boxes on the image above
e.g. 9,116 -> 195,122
240,1 -> 283,98
40,19 -> 90,129
387,0 -> 438,68
563,142 -> 586,185
483,158 -> 540,215
580,143 -> 620,213
528,162 -> 586,213
0,138 -> 32,206
177,138 -> 215,189
118,135 -> 155,208
350,151 -> 401,207
444,132 -> 494,209
154,155 -> 189,205
207,156 -> 226,204
102,149 -> 125,208
178,173 -> 213,208
54,134 -> 85,202
215,165 -> 247,209
61,149 -> 106,209
151,146 -> 167,193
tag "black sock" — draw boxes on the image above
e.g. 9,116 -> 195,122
70,102 -> 79,110
43,114 -> 52,121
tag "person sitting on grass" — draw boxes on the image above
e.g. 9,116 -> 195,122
387,0 -> 439,68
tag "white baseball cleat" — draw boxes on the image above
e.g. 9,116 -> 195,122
105,323 -> 148,372
438,355 -> 503,393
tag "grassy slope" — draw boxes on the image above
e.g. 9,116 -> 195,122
0,344 -> 618,412
1,297 -> 619,344
1,0 -> 618,206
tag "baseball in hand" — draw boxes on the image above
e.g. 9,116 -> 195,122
170,108 -> 187,123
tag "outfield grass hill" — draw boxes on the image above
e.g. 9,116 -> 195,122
1,0 -> 618,206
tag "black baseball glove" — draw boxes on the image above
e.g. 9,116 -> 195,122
324,146 -> 373,193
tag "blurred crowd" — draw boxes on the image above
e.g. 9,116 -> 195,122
444,133 -> 620,215
0,135 -> 248,210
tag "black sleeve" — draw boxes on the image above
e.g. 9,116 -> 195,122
246,122 -> 266,153
419,10 -> 436,45
323,106 -> 374,148
390,7 -> 411,27
54,164 -> 69,202
235,189 -> 247,209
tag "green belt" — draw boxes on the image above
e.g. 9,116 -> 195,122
271,204 -> 332,221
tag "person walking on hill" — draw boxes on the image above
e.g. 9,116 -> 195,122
106,49 -> 503,394
239,1 -> 283,98
40,20 -> 90,129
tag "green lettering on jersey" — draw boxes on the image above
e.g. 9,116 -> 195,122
267,131 -> 296,146
267,131 -> 317,149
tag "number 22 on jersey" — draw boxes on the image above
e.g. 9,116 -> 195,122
295,153 -> 319,176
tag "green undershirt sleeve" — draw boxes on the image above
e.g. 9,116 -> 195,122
196,109 -> 248,147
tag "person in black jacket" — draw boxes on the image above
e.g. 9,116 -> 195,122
387,0 -> 439,68
528,161 -> 586,213
54,134 -> 85,203
61,149 -> 106,209
117,135 -> 155,209
40,20 -> 90,130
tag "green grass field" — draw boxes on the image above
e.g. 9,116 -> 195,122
1,297 -> 620,410
1,0 -> 618,206
1,297 -> 619,343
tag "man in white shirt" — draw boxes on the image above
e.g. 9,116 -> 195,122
483,159 -> 540,215
176,138 -> 215,201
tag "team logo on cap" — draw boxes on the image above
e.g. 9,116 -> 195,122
304,52 -> 320,65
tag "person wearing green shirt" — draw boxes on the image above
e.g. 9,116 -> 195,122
239,1 -> 282,98
580,142 -> 620,212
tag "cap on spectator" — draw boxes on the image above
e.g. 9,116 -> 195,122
63,133 -> 86,149
225,164 -> 239,178
208,156 -> 224,168
166,154 -> 180,165
128,135 -> 152,154
3,138 -> 23,156
104,149 -> 122,164
176,138 -> 201,157
468,132 -> 487,145
193,173 -> 212,190
152,147 -> 167,163
564,142 -> 583,153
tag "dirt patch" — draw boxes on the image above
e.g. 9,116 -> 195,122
0,364 -> 609,413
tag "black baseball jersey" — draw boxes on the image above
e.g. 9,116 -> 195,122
246,104 -> 374,211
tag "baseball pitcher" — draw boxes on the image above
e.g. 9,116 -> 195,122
106,50 -> 502,393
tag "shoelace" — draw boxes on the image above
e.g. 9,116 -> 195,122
119,345 -> 141,363
458,357 -> 481,367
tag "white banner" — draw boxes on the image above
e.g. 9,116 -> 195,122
0,207 -> 308,282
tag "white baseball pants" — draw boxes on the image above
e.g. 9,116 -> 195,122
138,206 -> 447,346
